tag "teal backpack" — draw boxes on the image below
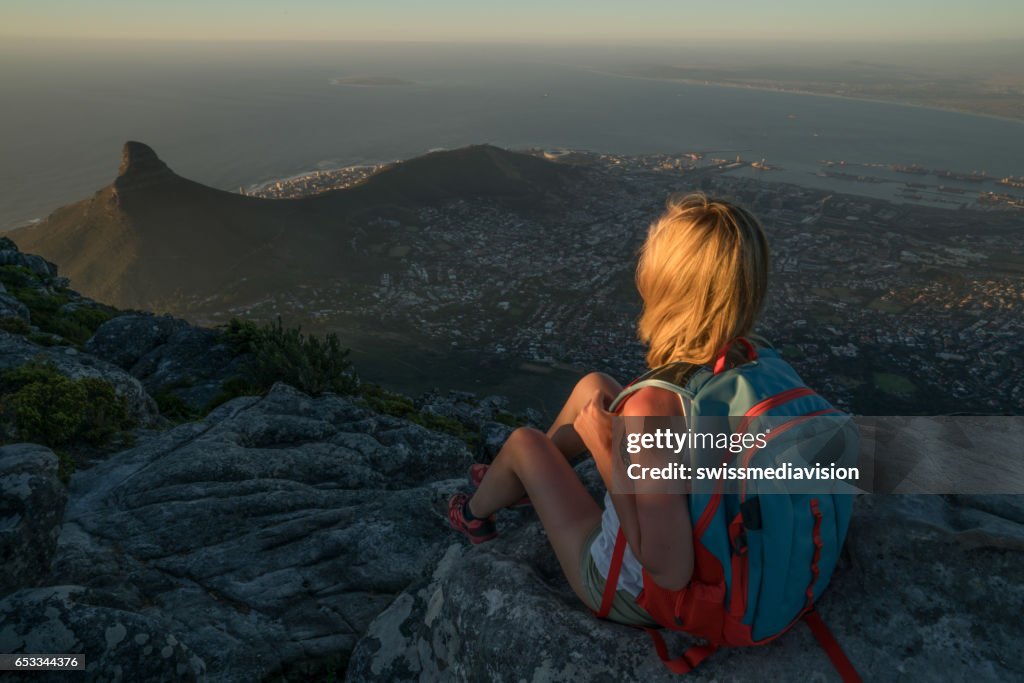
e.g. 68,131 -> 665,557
601,337 -> 861,680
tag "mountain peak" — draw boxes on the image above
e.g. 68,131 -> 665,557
115,141 -> 175,193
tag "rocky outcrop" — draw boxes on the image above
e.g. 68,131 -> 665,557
1,384 -> 475,682
0,238 -> 159,425
0,445 -> 67,595
1,376 -> 1022,680
348,494 -> 1024,682
84,314 -> 190,370
85,313 -> 246,411
0,237 -> 53,322
0,243 -> 1020,682
0,236 -> 57,279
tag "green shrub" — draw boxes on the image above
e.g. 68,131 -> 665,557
0,266 -> 119,346
154,391 -> 199,423
53,450 -> 75,484
27,332 -> 63,347
494,410 -> 526,428
358,382 -> 418,419
219,318 -> 357,398
24,298 -> 118,346
358,383 -> 479,449
0,265 -> 37,290
220,318 -> 262,355
59,307 -> 118,345
0,362 -> 135,480
0,317 -> 31,335
6,287 -> 69,330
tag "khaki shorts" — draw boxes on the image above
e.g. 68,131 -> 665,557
579,526 -> 659,628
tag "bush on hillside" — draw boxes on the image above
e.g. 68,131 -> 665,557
0,264 -> 37,290
153,390 -> 200,424
0,361 -> 135,481
216,320 -> 481,447
218,318 -> 357,400
0,317 -> 31,335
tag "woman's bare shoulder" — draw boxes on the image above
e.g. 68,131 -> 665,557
619,385 -> 684,416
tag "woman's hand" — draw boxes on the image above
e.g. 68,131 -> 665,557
573,389 -> 615,462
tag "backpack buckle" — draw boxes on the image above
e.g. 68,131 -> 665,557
731,530 -> 748,554
728,513 -> 749,555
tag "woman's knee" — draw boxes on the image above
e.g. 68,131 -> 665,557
575,372 -> 621,399
506,426 -> 548,451
503,427 -> 561,466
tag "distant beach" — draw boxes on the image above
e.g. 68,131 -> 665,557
585,65 -> 1024,126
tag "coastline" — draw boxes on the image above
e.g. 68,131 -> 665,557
243,162 -> 387,194
4,70 -> 1021,232
6,142 -> 1020,234
581,66 -> 1024,127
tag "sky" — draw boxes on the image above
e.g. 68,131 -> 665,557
3,0 -> 1024,43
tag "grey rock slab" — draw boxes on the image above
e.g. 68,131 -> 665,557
0,444 -> 67,594
13,384 -> 474,682
0,585 -> 205,683
348,494 -> 1024,682
85,313 -> 246,411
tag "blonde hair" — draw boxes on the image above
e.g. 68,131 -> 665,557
636,192 -> 769,368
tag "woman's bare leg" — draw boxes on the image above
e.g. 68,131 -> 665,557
468,427 -> 602,605
546,372 -> 622,460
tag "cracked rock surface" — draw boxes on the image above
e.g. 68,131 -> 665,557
346,493 -> 1024,682
0,384 -> 472,682
2,382 -> 1023,681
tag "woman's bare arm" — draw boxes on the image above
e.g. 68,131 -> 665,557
578,387 -> 694,590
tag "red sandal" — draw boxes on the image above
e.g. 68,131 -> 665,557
447,492 -> 497,544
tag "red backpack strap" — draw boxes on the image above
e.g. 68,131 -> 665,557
594,528 -> 627,619
596,528 -> 722,675
804,610 -> 862,682
712,336 -> 758,375
643,629 -> 719,675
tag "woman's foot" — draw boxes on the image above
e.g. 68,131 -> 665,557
468,464 -> 532,508
447,492 -> 497,544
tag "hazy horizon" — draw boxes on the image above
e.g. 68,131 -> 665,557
2,6 -> 1022,229
1,34 -> 1022,70
3,0 -> 1024,43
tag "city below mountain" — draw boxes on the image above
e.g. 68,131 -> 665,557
6,142 -> 1023,417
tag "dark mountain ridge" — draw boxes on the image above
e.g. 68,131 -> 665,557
9,142 -> 579,311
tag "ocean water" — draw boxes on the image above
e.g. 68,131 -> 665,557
1,41 -> 1023,230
